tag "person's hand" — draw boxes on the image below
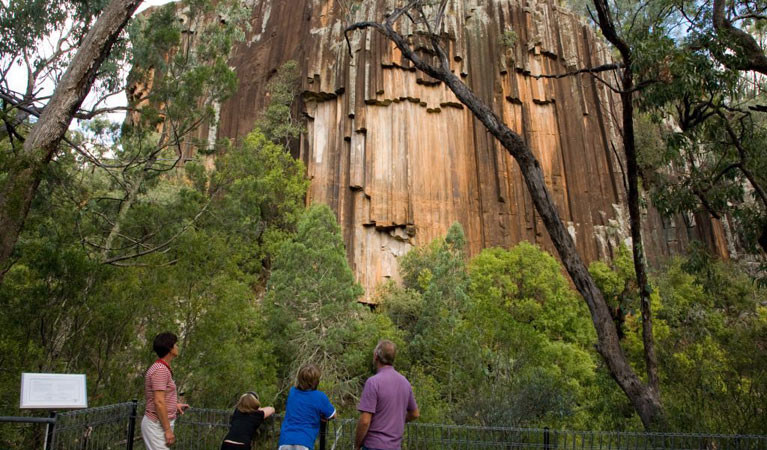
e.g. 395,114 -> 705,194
176,403 -> 190,415
164,429 -> 175,446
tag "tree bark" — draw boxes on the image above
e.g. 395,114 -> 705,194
620,70 -> 661,396
592,0 -> 662,416
346,5 -> 665,429
0,0 -> 143,280
712,0 -> 767,75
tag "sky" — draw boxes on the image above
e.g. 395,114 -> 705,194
137,0 -> 177,14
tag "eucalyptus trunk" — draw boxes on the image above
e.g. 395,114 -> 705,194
0,0 -> 143,280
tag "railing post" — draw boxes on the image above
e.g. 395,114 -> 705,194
126,399 -> 138,450
544,427 -> 551,450
319,420 -> 327,450
44,411 -> 57,450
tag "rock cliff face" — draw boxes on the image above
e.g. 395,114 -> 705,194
212,0 -> 729,297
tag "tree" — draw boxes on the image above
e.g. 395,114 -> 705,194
710,0 -> 767,75
590,243 -> 767,433
388,224 -> 475,410
0,0 -> 252,279
0,0 -> 143,279
632,0 -> 767,259
265,203 -> 401,408
587,0 -> 680,411
256,60 -> 305,148
346,0 -> 664,428
465,243 -> 603,428
83,0 -> 249,267
0,123 -> 309,445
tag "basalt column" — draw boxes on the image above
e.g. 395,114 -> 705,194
217,0 -> 729,298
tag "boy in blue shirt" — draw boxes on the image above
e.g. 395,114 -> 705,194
279,364 -> 336,450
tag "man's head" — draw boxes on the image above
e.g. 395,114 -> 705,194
374,339 -> 396,366
153,332 -> 178,358
296,364 -> 321,391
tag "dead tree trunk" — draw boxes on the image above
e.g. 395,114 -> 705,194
591,0 -> 661,402
0,0 -> 143,281
346,1 -> 664,429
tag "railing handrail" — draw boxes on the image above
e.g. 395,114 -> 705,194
402,422 -> 767,438
0,416 -> 56,424
18,402 -> 764,450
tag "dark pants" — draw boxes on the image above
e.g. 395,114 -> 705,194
220,442 -> 246,450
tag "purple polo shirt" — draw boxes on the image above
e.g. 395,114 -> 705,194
357,365 -> 418,450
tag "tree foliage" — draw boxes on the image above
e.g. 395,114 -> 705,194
265,203 -> 401,409
2,1 -> 767,445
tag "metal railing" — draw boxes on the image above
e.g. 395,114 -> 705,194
51,401 -> 138,450
0,414 -> 57,449
3,403 -> 766,450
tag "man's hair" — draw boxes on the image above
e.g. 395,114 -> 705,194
296,364 -> 321,391
153,332 -> 178,358
236,391 -> 261,413
374,340 -> 396,366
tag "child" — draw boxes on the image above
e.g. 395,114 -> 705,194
220,391 -> 275,449
278,364 -> 336,450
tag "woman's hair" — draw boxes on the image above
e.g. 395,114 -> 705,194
153,332 -> 178,358
296,364 -> 321,391
236,391 -> 261,413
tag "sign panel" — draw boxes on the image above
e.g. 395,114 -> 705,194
20,373 -> 87,409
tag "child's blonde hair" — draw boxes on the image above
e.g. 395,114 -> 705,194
236,391 -> 261,413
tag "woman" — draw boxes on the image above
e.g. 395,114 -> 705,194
141,332 -> 190,449
277,364 -> 336,450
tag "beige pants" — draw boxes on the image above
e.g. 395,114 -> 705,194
141,415 -> 175,450
278,446 -> 310,450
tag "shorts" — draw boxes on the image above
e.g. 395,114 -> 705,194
141,415 -> 175,450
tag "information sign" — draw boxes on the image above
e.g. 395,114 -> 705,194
20,373 -> 87,409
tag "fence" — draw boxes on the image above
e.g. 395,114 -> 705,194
51,402 -> 138,450
3,403 -> 767,450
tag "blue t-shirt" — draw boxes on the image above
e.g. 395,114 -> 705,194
278,387 -> 336,448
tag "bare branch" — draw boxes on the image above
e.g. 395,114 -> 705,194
432,0 -> 449,32
531,63 -> 623,80
102,195 -> 213,265
731,13 -> 767,22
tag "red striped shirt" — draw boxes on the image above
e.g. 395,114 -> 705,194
144,361 -> 178,422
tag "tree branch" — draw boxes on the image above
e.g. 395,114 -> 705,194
531,62 -> 623,79
102,196 -> 213,265
713,0 -> 767,75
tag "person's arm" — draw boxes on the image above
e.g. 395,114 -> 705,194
405,385 -> 419,423
355,412 -> 373,450
320,393 -> 337,422
154,390 -> 175,446
176,402 -> 190,415
259,406 -> 275,418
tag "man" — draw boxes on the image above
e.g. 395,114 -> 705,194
141,332 -> 190,449
355,340 -> 419,450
